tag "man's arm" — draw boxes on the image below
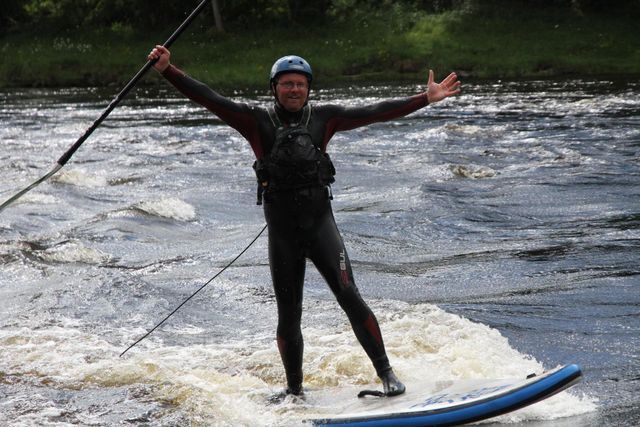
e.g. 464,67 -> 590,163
319,70 -> 460,148
148,45 -> 264,156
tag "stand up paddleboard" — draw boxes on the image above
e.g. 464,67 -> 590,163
310,364 -> 582,426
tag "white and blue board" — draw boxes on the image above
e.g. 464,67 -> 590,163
310,364 -> 582,426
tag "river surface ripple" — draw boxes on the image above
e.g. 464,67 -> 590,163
0,78 -> 638,426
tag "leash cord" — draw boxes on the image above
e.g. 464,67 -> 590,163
119,223 -> 267,357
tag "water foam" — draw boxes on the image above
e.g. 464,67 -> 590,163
0,304 -> 596,426
134,198 -> 196,221
17,193 -> 58,206
301,303 -> 596,422
450,164 -> 497,179
52,169 -> 108,188
37,240 -> 111,265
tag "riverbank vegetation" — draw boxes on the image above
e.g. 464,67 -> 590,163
1,0 -> 638,88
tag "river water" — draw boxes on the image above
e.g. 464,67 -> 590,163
0,77 -> 638,426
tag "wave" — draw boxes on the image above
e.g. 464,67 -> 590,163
449,164 -> 496,179
0,303 -> 596,426
133,197 -> 196,221
36,240 -> 112,265
17,193 -> 58,206
51,169 -> 109,188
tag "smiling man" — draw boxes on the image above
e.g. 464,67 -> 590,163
273,68 -> 309,112
148,46 -> 460,398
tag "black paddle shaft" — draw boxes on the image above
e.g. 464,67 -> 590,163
58,0 -> 209,166
0,0 -> 209,214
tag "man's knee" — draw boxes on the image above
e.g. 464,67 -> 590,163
335,285 -> 370,321
277,305 -> 303,341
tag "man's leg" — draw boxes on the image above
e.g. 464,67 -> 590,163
309,210 -> 405,396
268,229 -> 306,395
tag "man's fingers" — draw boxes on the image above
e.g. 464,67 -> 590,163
441,72 -> 457,87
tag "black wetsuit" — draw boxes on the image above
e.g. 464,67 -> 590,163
162,65 -> 429,392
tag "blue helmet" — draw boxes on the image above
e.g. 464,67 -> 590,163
270,55 -> 313,84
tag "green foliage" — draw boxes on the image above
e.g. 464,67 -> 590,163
0,0 -> 26,32
23,0 -> 93,30
329,0 -> 426,30
3,0 -> 639,34
0,0 -> 202,34
3,0 -> 333,33
405,1 -> 640,77
0,1 -> 638,86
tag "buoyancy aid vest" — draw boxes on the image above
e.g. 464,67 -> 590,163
253,105 -> 335,204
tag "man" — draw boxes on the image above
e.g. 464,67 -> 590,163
148,45 -> 461,397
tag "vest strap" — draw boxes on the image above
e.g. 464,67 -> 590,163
301,104 -> 312,126
267,104 -> 312,128
267,106 -> 282,128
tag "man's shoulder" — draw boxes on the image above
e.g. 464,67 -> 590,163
238,103 -> 270,119
310,102 -> 343,116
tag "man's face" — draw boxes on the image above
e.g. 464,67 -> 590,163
274,73 -> 309,112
